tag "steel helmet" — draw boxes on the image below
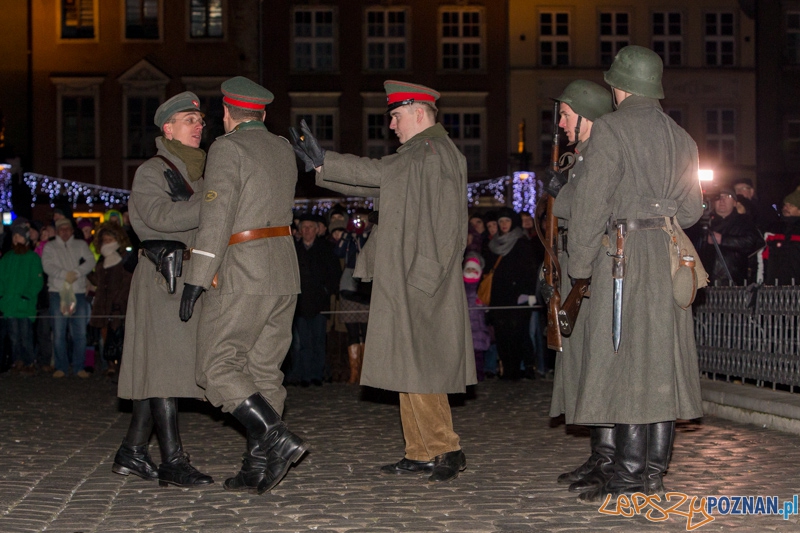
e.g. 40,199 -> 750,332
554,80 -> 613,121
603,45 -> 664,99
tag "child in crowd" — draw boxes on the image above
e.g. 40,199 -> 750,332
463,252 -> 491,381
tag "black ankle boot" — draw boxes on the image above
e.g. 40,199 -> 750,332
151,397 -> 213,487
568,426 -> 616,493
225,393 -> 309,494
427,450 -> 467,483
112,399 -> 158,480
645,421 -> 675,495
580,424 -> 647,503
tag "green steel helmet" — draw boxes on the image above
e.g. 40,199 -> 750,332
554,80 -> 613,121
603,45 -> 665,99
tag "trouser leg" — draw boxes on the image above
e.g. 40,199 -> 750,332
50,293 -> 69,373
399,392 -> 460,461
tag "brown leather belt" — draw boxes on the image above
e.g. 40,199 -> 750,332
211,226 -> 292,288
228,226 -> 291,245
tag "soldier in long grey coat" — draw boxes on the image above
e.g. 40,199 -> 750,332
566,47 -> 704,502
179,77 -> 307,495
292,80 -> 476,484
542,80 -> 614,495
113,92 -> 213,488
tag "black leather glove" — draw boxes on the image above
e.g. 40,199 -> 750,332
179,283 -> 204,322
289,119 -> 326,172
164,169 -> 192,202
541,168 -> 568,198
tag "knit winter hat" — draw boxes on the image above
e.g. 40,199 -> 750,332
784,187 -> 800,209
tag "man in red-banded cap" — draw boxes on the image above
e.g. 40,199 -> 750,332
180,76 -> 307,495
292,80 -> 476,483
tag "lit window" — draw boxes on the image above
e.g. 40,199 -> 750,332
61,0 -> 96,39
293,8 -> 336,71
705,12 -> 735,66
652,12 -> 682,66
190,0 -> 223,39
539,12 -> 569,66
440,8 -> 483,70
366,8 -> 407,70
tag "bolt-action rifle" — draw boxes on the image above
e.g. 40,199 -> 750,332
536,101 -> 563,352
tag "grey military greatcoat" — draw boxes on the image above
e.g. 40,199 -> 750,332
567,96 -> 704,425
118,137 -> 205,399
184,121 -> 300,414
317,123 -> 476,394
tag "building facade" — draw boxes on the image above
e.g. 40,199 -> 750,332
509,0 -> 757,193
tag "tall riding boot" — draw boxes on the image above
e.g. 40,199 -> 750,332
568,426 -> 616,493
558,426 -> 603,483
112,399 -> 158,480
645,421 -> 675,495
225,393 -> 309,494
580,424 -> 647,503
151,397 -> 214,487
347,344 -> 360,384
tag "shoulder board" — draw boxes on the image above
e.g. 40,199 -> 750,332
218,130 -> 237,139
278,135 -> 290,144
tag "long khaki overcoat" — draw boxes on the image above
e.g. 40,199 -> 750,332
317,123 -> 476,394
549,140 -> 589,424
567,96 -> 704,425
118,137 -> 205,399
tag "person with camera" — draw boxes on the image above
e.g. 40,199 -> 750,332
699,185 -> 764,286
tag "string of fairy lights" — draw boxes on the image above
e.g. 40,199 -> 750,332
3,170 -> 538,215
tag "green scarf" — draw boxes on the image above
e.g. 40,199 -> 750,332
161,137 -> 206,182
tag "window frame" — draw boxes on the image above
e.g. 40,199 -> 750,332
291,6 -> 338,72
786,10 -> 800,65
363,108 -> 398,159
704,11 -> 736,67
364,6 -> 409,71
58,0 -> 99,42
705,108 -> 737,165
651,11 -> 683,67
121,0 -> 163,42
538,11 -> 570,67
291,110 -> 339,152
599,11 -> 630,66
440,107 -> 486,174
438,6 -> 485,71
186,0 -> 227,41
52,77 -> 103,184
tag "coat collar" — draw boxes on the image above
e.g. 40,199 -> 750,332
617,94 -> 662,112
397,123 -> 448,153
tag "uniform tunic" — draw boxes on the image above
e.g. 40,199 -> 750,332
184,121 -> 300,414
567,96 -> 704,425
317,123 -> 476,394
118,138 -> 205,399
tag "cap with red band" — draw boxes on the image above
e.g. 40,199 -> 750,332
384,80 -> 440,112
221,76 -> 274,111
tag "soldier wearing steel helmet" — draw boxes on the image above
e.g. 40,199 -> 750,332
565,46 -> 704,502
541,80 -> 617,496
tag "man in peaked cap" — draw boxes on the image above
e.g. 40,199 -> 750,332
113,90 -> 213,489
292,80 -> 476,483
179,76 -> 308,494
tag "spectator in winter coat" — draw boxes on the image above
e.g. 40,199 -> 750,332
763,187 -> 800,286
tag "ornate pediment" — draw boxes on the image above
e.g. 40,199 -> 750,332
117,59 -> 170,89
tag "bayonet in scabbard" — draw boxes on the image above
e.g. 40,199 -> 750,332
611,222 -> 626,353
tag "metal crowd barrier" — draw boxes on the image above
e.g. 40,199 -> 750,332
694,285 -> 800,391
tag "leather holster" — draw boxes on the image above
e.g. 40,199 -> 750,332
140,240 -> 187,294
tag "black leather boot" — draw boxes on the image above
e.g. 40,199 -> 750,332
380,458 -> 435,475
151,397 -> 214,487
568,426 -> 616,493
225,393 -> 309,494
580,424 -> 647,503
645,421 -> 675,495
112,399 -> 158,480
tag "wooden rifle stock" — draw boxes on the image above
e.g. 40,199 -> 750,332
539,101 -> 563,352
557,279 -> 590,336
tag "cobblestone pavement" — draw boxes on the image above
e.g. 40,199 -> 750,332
1,372 -> 800,533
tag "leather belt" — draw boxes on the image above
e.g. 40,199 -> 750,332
228,226 -> 291,245
210,226 -> 292,288
619,217 -> 668,232
137,249 -> 191,260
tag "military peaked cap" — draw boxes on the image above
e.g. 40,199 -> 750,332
384,80 -> 440,113
221,76 -> 274,110
154,91 -> 203,128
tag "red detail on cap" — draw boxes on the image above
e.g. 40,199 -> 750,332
192,100 -> 199,107
223,96 -> 265,110
386,91 -> 436,105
